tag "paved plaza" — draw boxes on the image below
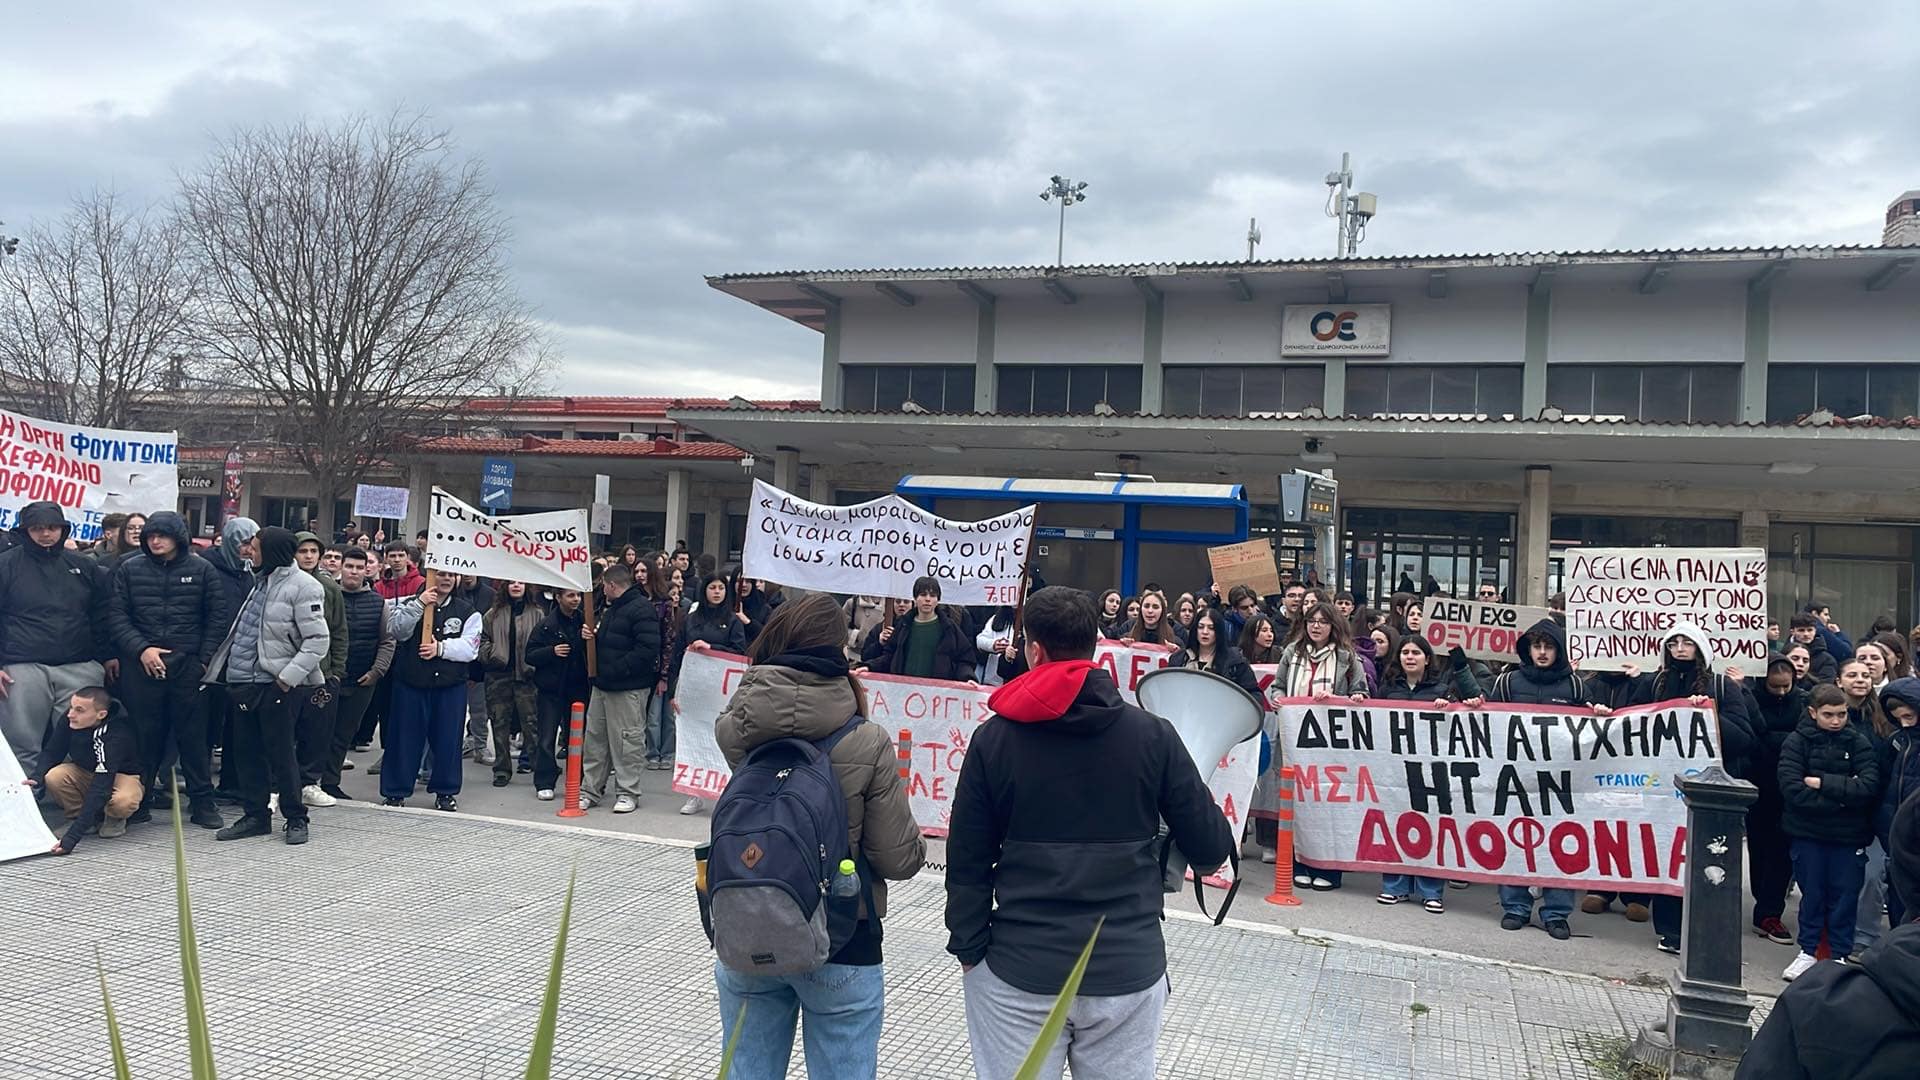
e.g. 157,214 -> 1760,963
1,790 -> 1784,1080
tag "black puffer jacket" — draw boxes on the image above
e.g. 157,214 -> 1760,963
1736,924 -> 1920,1080
1165,643 -> 1264,702
671,604 -> 748,685
1874,678 -> 1920,843
1778,715 -> 1881,847
106,511 -> 228,670
591,587 -> 662,692
527,604 -> 590,703
1487,619 -> 1602,707
0,500 -> 111,666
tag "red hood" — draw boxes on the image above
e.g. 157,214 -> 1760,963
987,660 -> 1098,723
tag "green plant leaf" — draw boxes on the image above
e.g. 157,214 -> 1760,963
524,866 -> 577,1080
171,775 -> 217,1078
1013,916 -> 1103,1080
716,1002 -> 746,1080
96,946 -> 132,1080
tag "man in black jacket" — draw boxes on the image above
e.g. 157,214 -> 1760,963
324,547 -> 393,800
33,686 -> 142,852
872,575 -> 977,683
1737,787 -> 1920,1078
0,500 -> 112,781
107,510 -> 229,830
579,564 -> 660,813
946,586 -> 1231,1080
526,587 -> 591,800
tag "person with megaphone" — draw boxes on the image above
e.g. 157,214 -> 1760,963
945,586 -> 1232,1080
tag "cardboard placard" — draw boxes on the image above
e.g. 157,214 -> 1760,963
1208,538 -> 1281,597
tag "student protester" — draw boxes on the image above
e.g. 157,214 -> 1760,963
729,570 -> 771,648
1374,635 -> 1483,911
1272,582 -> 1307,639
319,544 -> 346,579
1736,790 -> 1920,1079
0,500 -> 113,781
872,577 -> 978,682
974,606 -> 1019,687
1623,625 -> 1758,954
525,588 -> 590,801
325,547 -> 393,798
579,564 -> 662,813
105,510 -> 229,829
1485,619 -> 1613,940
1119,589 -> 1181,648
1777,682 -> 1882,982
480,582 -> 544,788
946,587 -> 1232,1080
201,526 -> 326,845
31,687 -> 141,852
86,512 -> 146,571
454,574 -> 496,764
1805,601 -> 1855,665
1220,585 -> 1262,644
373,544 -> 424,600
203,517 -> 259,798
1747,656 -> 1808,946
1172,593 -> 1198,645
1097,590 -> 1126,638
1876,678 -> 1920,927
1277,601 -> 1369,892
1238,614 -> 1280,665
1788,614 -> 1839,683
292,532 -> 349,808
667,576 -> 746,816
1166,608 -> 1262,701
842,594 -> 887,662
858,598 -> 912,665
1783,643 -> 1816,692
711,594 -> 925,1079
1874,632 -> 1913,681
1842,657 -> 1897,957
381,572 -> 483,811
645,559 -> 683,776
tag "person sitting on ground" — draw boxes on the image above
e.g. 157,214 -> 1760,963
1777,683 -> 1882,983
1486,619 -> 1611,941
946,587 -> 1232,1080
32,687 -> 140,853
1737,787 -> 1920,1077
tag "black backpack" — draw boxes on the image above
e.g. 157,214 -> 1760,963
701,716 -> 871,976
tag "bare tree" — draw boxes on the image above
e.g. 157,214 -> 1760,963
0,191 -> 199,428
178,112 -> 546,536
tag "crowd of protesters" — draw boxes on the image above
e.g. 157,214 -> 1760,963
6,501 -> 1918,1076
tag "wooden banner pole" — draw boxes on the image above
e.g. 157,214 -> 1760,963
421,569 -> 439,648
582,588 -> 599,678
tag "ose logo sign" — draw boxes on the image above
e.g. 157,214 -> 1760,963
1283,303 -> 1390,356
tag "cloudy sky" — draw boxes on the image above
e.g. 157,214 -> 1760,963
7,1 -> 1915,398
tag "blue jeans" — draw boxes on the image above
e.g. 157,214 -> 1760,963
1382,874 -> 1445,901
715,961 -> 884,1080
1499,885 -> 1574,923
646,691 -> 676,764
1790,838 -> 1867,956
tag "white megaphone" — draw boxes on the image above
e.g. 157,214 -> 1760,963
1135,667 -> 1265,893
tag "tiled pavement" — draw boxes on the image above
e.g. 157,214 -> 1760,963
0,805 -> 1766,1078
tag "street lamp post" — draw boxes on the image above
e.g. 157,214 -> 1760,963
1039,175 -> 1088,266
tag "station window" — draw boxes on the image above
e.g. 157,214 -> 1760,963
1345,365 -> 1522,418
840,365 -> 976,413
1765,364 -> 1920,423
995,365 -> 1142,415
1162,365 -> 1324,417
1546,364 -> 1740,423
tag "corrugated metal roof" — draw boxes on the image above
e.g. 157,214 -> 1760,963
665,406 -> 1920,431
413,435 -> 749,458
461,396 -> 818,415
708,245 -> 1901,283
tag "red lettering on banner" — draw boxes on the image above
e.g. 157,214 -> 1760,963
1095,652 -> 1121,685
1465,820 -> 1505,869
1436,815 -> 1466,867
1549,821 -> 1592,874
1395,811 -> 1433,859
907,772 -> 950,802
1355,808 -> 1400,863
1354,765 -> 1379,804
1219,793 -> 1240,828
1508,817 -> 1546,872
1668,825 -> 1688,880
721,669 -> 745,694
1326,766 -> 1348,803
1594,819 -> 1630,877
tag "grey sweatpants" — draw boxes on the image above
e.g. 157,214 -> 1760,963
2,661 -> 106,778
581,687 -> 651,801
963,961 -> 1167,1080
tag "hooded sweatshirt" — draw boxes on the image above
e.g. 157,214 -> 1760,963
1874,677 -> 1920,842
1488,619 -> 1600,707
0,500 -> 111,666
945,660 -> 1233,996
1630,620 -> 1759,778
1737,795 -> 1920,1080
204,516 -> 259,619
106,510 -> 228,671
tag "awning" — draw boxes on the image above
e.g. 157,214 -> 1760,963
897,474 -> 1245,508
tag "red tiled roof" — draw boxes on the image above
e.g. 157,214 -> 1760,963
414,435 -> 749,459
461,396 -> 817,416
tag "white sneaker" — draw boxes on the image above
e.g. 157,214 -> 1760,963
1782,952 -> 1819,982
301,784 -> 337,808
536,789 -> 555,801
679,796 -> 704,816
1261,848 -> 1276,864
579,793 -> 598,810
612,795 -> 637,814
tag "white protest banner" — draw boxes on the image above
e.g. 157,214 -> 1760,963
0,406 -> 177,542
671,640 -> 1258,849
353,483 -> 410,520
0,749 -> 59,862
1421,597 -> 1553,663
420,487 -> 591,592
1277,698 -> 1724,894
743,479 -> 1036,606
1565,547 -> 1768,671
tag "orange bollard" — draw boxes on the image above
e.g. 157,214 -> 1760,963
1265,764 -> 1303,907
558,701 -> 587,818
897,728 -> 912,780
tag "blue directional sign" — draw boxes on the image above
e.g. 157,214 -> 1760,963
480,457 -> 515,510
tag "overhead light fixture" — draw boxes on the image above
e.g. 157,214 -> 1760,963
1767,462 -> 1817,475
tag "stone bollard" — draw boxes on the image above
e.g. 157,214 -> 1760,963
1630,763 -> 1758,1079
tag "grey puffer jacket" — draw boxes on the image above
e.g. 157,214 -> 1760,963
715,659 -> 926,919
202,566 -> 330,688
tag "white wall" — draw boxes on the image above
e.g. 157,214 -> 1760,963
1769,278 -> 1920,365
995,294 -> 1144,365
838,295 -> 978,367
1162,294 -> 1279,365
1547,278 -> 1746,365
1382,286 -> 1528,365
